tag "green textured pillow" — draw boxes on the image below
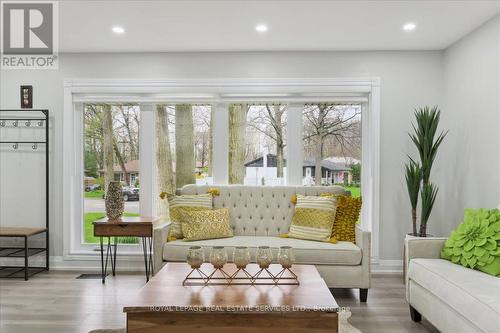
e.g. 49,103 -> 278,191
441,208 -> 500,277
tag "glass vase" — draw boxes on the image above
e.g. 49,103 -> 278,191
278,246 -> 295,269
209,246 -> 228,269
233,246 -> 251,269
256,246 -> 273,269
187,246 -> 204,269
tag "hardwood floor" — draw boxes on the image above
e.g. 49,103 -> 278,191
0,271 -> 439,333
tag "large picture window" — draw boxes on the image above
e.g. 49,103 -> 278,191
66,78 -> 380,258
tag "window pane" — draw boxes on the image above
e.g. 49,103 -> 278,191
155,104 -> 212,197
302,104 -> 361,196
228,104 -> 287,185
83,104 -> 140,244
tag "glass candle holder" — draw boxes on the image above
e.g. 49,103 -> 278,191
187,246 -> 204,269
209,246 -> 228,269
256,246 -> 273,269
278,246 -> 295,269
233,247 -> 251,269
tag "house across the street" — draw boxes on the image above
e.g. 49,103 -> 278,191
99,160 -> 140,186
244,154 -> 353,185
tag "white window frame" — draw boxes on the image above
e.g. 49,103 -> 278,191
63,78 -> 380,262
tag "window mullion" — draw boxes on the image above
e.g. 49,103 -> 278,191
212,102 -> 229,184
139,103 -> 155,216
286,103 -> 303,186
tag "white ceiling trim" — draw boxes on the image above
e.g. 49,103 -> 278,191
66,77 -> 378,103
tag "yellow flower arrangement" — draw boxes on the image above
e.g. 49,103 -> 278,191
159,192 -> 174,200
207,188 -> 220,196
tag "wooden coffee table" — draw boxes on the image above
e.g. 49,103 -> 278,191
124,262 -> 338,333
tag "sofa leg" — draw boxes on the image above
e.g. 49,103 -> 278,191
409,305 -> 422,322
359,288 -> 368,302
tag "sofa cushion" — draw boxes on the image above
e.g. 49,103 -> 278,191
180,208 -> 233,241
168,194 -> 213,239
289,195 -> 337,242
408,258 -> 500,333
163,236 -> 362,266
328,195 -> 362,243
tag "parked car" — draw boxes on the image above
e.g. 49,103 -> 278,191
122,187 -> 139,201
85,184 -> 101,192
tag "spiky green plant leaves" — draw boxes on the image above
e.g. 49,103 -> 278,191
441,209 -> 500,276
420,182 -> 438,236
406,106 -> 447,236
405,158 -> 421,235
409,106 -> 448,184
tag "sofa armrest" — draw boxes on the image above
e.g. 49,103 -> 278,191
355,225 -> 371,289
153,220 -> 171,275
404,237 -> 446,272
405,237 -> 446,301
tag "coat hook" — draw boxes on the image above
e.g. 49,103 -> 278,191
32,143 -> 38,150
38,120 -> 44,127
0,120 -> 5,127
13,143 -> 18,150
26,120 -> 31,127
13,120 -> 18,127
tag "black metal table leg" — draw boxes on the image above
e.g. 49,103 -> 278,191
100,236 -> 105,284
111,237 -> 117,276
104,237 -> 111,280
148,237 -> 153,277
142,237 -> 150,282
45,230 -> 49,271
24,236 -> 28,281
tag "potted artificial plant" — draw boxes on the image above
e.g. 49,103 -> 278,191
405,106 -> 447,237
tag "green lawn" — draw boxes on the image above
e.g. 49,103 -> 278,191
345,186 -> 361,198
84,212 -> 140,244
84,190 -> 104,199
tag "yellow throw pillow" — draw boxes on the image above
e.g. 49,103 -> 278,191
168,194 -> 213,239
180,208 -> 233,241
288,195 -> 337,242
332,196 -> 362,243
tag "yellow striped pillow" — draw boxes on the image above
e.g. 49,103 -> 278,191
289,195 -> 337,242
168,194 -> 213,240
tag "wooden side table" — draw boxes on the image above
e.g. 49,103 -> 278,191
93,216 -> 158,283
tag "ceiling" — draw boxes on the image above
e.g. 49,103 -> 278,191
59,0 -> 500,52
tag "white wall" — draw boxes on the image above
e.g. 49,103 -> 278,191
1,51 -> 443,265
439,15 -> 500,236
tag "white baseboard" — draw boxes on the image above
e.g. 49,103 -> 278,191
371,259 -> 403,273
52,255 -> 146,271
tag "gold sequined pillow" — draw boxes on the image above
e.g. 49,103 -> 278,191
168,194 -> 213,240
180,208 -> 233,241
288,195 -> 337,242
331,196 -> 362,243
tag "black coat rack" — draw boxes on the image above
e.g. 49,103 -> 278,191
0,109 -> 49,279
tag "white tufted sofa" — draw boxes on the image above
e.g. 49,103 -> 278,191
153,185 -> 371,301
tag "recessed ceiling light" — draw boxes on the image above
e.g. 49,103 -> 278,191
403,22 -> 416,31
112,26 -> 125,34
255,24 -> 268,33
